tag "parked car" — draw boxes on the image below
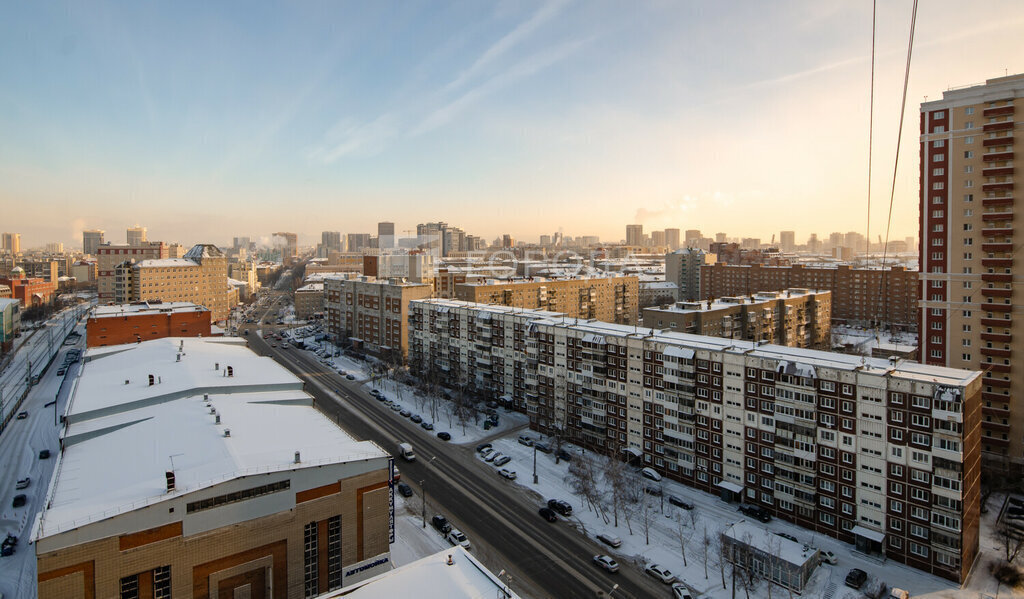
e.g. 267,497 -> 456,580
432,515 -> 451,534
476,443 -> 492,453
12,495 -> 27,508
671,582 -> 694,599
56,368 -> 66,376
446,528 -> 471,549
436,431 -> 451,441
644,484 -> 663,496
15,477 -> 30,490
517,435 -> 534,447
819,550 -> 838,565
535,443 -> 552,454
738,505 -> 772,522
399,410 -> 412,418
645,563 -> 677,584
593,555 -> 619,573
547,499 -> 573,516
410,414 -> 423,423
556,450 -> 573,462
389,403 -> 402,412
485,451 -> 502,463
498,469 -> 517,480
39,449 -> 51,459
479,448 -> 496,461
597,533 -> 622,548
845,568 -> 868,589
16,411 -> 27,420
494,455 -> 512,467
538,507 -> 557,522
776,532 -> 798,543
397,482 -> 413,497
420,421 -> 434,430
641,467 -> 662,481
667,495 -> 694,510
346,374 -> 356,380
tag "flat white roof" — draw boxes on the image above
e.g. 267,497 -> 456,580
297,283 -> 324,292
37,337 -> 385,538
136,257 -> 197,268
724,521 -> 817,567
91,302 -> 208,318
321,547 -> 520,599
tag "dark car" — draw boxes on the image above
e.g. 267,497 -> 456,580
644,485 -> 663,497
547,499 -> 573,517
845,568 -> 868,589
538,507 -> 557,522
16,411 -> 27,420
397,482 -> 413,497
410,414 -> 423,423
436,432 -> 451,441
535,443 -> 552,454
668,495 -> 694,510
39,449 -> 51,459
476,443 -> 492,453
556,450 -> 573,462
346,374 -> 356,380
776,532 -> 798,543
432,515 -> 452,534
739,505 -> 772,523
12,494 -> 27,508
0,544 -> 12,557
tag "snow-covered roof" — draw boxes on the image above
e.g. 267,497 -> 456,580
91,302 -> 208,318
723,521 -> 817,567
183,243 -> 224,260
321,547 -> 520,599
227,277 -> 247,287
135,257 -> 196,268
296,283 -> 324,292
37,337 -> 385,538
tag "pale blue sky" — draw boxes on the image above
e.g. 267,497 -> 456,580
3,1 -> 1024,248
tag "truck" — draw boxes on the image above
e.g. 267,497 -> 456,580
398,442 -> 415,462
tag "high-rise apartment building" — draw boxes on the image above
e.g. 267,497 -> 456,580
378,221 -> 395,249
96,241 -> 169,303
2,232 -> 21,254
113,244 -> 231,322
666,248 -> 716,301
685,229 -> 702,248
273,231 -> 298,264
454,275 -> 639,325
323,275 -> 432,360
126,225 -> 147,245
408,299 -> 981,582
322,230 -> 342,251
919,73 -> 1023,462
625,224 -> 643,247
651,230 -> 666,247
780,230 -> 796,252
232,236 -> 251,251
665,228 -> 681,251
347,233 -> 371,252
82,229 -> 104,256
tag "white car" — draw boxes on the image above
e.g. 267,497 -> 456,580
819,550 -> 838,565
671,582 -> 694,599
485,451 -> 502,463
479,448 -> 496,460
644,563 -> 676,584
640,467 -> 662,482
446,528 -> 471,549
593,555 -> 619,573
498,469 -> 517,480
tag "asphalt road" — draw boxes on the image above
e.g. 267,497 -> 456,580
239,294 -> 668,599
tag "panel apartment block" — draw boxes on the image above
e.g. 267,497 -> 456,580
408,299 -> 981,582
643,289 -> 831,349
919,74 -> 1023,464
324,276 -> 432,360
454,275 -> 639,325
700,263 -> 917,329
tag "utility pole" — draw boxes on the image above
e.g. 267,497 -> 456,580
533,444 -> 538,484
421,478 -> 427,528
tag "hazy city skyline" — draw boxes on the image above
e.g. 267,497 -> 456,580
3,1 -> 1024,249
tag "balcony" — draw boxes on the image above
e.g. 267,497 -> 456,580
981,317 -> 1013,326
983,228 -> 1015,238
983,135 -> 1014,147
984,106 -> 1015,118
983,405 -> 1011,418
983,197 -> 1015,207
982,435 -> 1010,447
983,420 -> 1011,433
981,332 -> 1012,342
984,363 -> 1012,373
982,242 -> 1014,252
982,273 -> 1014,283
981,288 -> 1013,298
982,258 -> 1014,268
984,303 -> 1013,313
982,211 -> 1014,222
981,347 -> 1012,357
983,151 -> 1014,162
983,182 -> 1015,193
984,121 -> 1015,132
983,166 -> 1015,177
982,391 -> 1011,403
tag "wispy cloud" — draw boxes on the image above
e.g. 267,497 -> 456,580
308,114 -> 400,162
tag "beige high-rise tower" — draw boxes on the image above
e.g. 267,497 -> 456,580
919,73 -> 1022,464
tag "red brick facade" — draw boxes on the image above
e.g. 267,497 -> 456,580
87,309 -> 211,347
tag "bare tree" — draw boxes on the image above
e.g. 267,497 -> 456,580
699,523 -> 711,580
999,523 -> 1024,563
603,452 -> 629,528
673,513 -> 689,567
638,489 -> 655,545
713,528 -> 730,591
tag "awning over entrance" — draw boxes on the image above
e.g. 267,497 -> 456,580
623,447 -> 643,458
717,480 -> 744,494
850,525 -> 885,543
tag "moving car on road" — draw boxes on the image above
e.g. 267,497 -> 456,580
538,507 -> 557,522
16,477 -> 30,490
547,499 -> 573,517
593,555 -> 619,573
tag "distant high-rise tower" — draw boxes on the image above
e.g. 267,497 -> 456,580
321,231 -> 342,251
651,230 -> 666,247
2,232 -> 22,254
233,236 -> 251,251
715,232 -> 726,244
625,224 -> 643,246
127,225 -> 147,245
347,233 -> 371,252
83,230 -> 105,256
665,228 -> 680,251
920,73 -> 1023,463
780,230 -> 795,252
684,229 -> 701,248
377,222 -> 395,250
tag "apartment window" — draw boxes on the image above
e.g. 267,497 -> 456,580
965,107 -> 974,115
932,168 -> 945,176
930,349 -> 943,359
965,180 -> 974,188
932,182 -> 945,190
965,121 -> 974,129
934,126 -> 945,133
964,238 -> 973,245
965,165 -> 973,173
932,224 -> 944,232
933,140 -> 945,148
933,153 -> 944,162
964,209 -> 973,217
963,194 -> 973,202
304,521 -> 319,597
934,111 -> 945,119
962,353 -> 972,361
965,136 -> 974,144
931,210 -> 944,218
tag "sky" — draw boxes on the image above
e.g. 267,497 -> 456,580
2,0 -> 1024,249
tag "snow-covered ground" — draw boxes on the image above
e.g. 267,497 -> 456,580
483,432 -> 977,599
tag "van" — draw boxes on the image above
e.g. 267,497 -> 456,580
398,443 -> 416,462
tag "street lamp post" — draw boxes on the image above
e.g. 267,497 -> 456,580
420,455 -> 438,528
533,443 -> 538,484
